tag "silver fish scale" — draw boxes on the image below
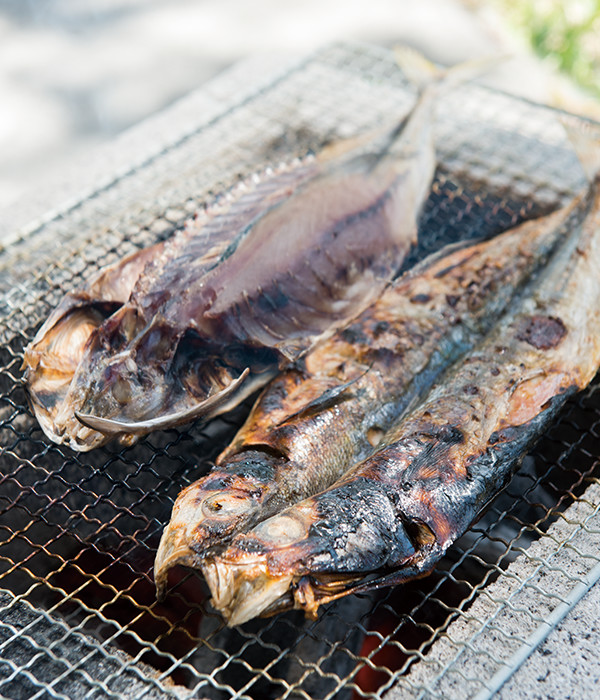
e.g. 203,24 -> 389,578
1,42 -> 600,700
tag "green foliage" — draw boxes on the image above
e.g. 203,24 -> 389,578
498,0 -> 600,97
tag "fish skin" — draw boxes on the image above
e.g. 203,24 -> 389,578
200,169 -> 600,626
153,195 -> 579,598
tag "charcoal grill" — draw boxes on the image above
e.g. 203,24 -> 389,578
1,43 -> 600,699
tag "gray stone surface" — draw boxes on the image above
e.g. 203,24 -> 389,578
498,581 -> 600,700
0,592 -> 186,699
384,482 -> 600,700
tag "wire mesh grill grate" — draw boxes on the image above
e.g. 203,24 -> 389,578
1,43 -> 599,699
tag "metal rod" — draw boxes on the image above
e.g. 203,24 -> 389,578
473,557 -> 600,700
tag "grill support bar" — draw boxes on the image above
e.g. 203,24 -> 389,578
474,555 -> 600,699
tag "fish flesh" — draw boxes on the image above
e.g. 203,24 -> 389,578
154,196 -> 577,598
23,156 -> 321,449
197,128 -> 600,625
23,48 -> 476,452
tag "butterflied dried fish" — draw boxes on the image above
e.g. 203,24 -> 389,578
154,197 -> 576,597
24,49 -> 482,452
22,156 -> 322,448
199,127 -> 600,625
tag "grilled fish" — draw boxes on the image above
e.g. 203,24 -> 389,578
154,198 -> 577,597
23,48 -> 476,452
199,127 -> 600,625
22,156 -> 320,449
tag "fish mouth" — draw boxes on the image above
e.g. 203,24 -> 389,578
154,489 -> 255,600
156,505 -> 292,624
201,556 -> 294,627
200,554 -> 368,625
45,413 -> 112,451
154,526 -> 204,601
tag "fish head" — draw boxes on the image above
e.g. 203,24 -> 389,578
198,507 -> 356,625
64,319 -> 276,449
26,290 -> 279,450
198,508 -> 316,624
25,304 -> 169,449
199,481 -> 421,624
39,304 -> 161,449
22,243 -> 169,450
23,300 -> 123,449
154,449 -> 285,597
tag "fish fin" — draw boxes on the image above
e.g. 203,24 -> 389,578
345,558 -> 438,598
562,118 -> 600,182
394,45 -> 508,92
276,366 -> 372,427
75,368 -> 251,435
378,47 -> 506,166
403,235 -> 485,279
283,560 -> 437,618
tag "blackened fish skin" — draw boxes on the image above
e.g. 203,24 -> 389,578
153,197 -> 580,596
201,165 -> 600,626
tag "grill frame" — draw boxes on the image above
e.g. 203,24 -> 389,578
1,42 -> 600,700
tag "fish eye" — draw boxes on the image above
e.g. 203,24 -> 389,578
252,514 -> 306,544
202,493 -> 252,517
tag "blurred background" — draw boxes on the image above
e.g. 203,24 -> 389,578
1,0 -> 599,236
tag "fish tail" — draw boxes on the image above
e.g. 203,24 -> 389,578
382,47 -> 506,162
562,118 -> 600,182
394,44 -> 507,93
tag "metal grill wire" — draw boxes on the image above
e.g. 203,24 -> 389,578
0,43 -> 599,699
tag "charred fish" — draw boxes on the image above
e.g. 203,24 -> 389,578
154,195 -> 578,597
198,126 -> 600,625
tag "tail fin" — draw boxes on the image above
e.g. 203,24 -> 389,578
381,47 -> 506,161
393,46 -> 441,89
562,118 -> 600,182
394,45 -> 508,94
